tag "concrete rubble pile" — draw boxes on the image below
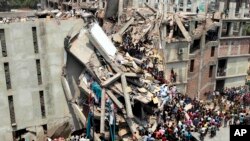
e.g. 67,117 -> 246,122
60,4 -> 172,141
60,2 -> 222,141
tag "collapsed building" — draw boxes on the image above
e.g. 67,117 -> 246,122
0,0 -> 250,140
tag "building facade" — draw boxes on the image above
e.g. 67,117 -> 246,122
0,19 -> 83,140
161,0 -> 250,99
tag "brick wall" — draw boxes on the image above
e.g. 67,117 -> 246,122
240,39 -> 250,54
219,40 -> 229,57
231,46 -> 238,55
219,39 -> 250,56
187,42 -> 217,99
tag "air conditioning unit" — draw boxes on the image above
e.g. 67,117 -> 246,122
178,48 -> 184,55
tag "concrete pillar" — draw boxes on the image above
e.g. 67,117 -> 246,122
183,0 -> 187,12
77,0 -> 80,9
219,1 -> 225,12
189,21 -> 195,34
192,0 -> 198,13
197,33 -> 206,99
41,0 -> 47,9
149,0 -> 154,8
239,22 -> 243,36
239,2 -> 246,18
229,22 -> 234,36
163,0 -> 168,12
161,24 -> 167,39
99,0 -> 104,9
158,2 -> 163,15
133,0 -> 139,8
229,0 -> 236,18
118,0 -> 123,24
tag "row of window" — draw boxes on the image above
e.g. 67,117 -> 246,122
189,46 -> 215,75
8,91 -> 46,125
190,59 -> 214,78
4,59 -> 42,90
2,27 -> 44,125
0,27 -> 39,58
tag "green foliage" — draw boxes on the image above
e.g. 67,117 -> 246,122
9,0 -> 39,9
247,24 -> 250,36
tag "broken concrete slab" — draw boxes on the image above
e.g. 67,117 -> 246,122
69,28 -> 95,65
89,23 -> 117,57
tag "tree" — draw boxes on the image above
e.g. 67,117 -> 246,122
0,0 -> 10,11
9,0 -> 39,9
247,24 -> 250,36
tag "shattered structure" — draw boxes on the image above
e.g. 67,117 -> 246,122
0,0 -> 250,140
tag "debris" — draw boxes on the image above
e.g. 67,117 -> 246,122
121,74 -> 134,118
89,23 -> 117,57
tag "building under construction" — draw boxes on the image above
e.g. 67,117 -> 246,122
0,0 -> 250,140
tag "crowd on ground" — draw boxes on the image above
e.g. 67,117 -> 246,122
205,86 -> 250,106
137,85 -> 250,141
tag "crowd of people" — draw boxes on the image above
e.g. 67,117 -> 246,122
137,85 -> 250,141
205,86 -> 250,106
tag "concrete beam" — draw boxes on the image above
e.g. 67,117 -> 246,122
124,73 -> 140,78
102,73 -> 122,87
118,0 -> 123,24
106,90 -> 124,109
61,76 -> 73,101
144,3 -> 157,13
71,103 -> 87,127
174,15 -> 192,42
117,17 -> 135,35
121,74 -> 134,118
100,89 -> 106,134
135,11 -> 146,21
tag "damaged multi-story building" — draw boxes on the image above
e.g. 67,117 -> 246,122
0,0 -> 250,140
159,0 -> 250,99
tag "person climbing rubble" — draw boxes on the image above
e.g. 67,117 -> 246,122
90,80 -> 102,106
